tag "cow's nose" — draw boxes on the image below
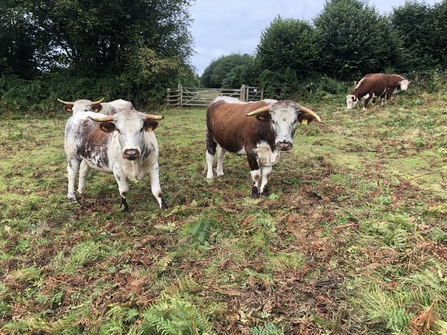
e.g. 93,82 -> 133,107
123,149 -> 141,160
276,141 -> 293,151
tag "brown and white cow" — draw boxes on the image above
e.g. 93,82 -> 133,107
347,73 -> 410,109
206,96 -> 321,198
58,98 -> 134,115
64,108 -> 168,211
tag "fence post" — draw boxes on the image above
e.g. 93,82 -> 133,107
261,87 -> 264,100
240,84 -> 246,101
178,84 -> 183,106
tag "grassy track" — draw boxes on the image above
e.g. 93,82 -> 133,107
1,90 -> 447,334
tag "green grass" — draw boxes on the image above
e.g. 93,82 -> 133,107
1,90 -> 447,334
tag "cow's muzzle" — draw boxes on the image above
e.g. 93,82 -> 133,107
276,141 -> 293,151
123,149 -> 141,160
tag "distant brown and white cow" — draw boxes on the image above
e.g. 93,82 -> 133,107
58,98 -> 134,115
346,73 -> 410,109
64,108 -> 168,211
206,96 -> 321,198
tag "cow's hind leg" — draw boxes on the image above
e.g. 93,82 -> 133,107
77,159 -> 91,195
206,127 -> 217,179
216,146 -> 225,177
206,151 -> 215,179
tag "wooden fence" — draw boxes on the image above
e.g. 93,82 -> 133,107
166,84 -> 264,107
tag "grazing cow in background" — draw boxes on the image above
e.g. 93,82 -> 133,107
64,108 -> 168,211
206,96 -> 321,198
58,98 -> 104,115
347,73 -> 411,109
58,98 -> 134,115
364,73 -> 411,98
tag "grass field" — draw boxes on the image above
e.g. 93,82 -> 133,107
1,89 -> 447,334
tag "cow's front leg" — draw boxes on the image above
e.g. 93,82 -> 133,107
247,152 -> 261,198
259,165 -> 272,197
113,170 -> 130,212
67,158 -> 81,201
77,159 -> 91,195
386,87 -> 395,100
147,161 -> 168,210
363,95 -> 372,109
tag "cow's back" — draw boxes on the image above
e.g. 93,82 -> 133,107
207,99 -> 272,152
207,99 -> 269,130
353,74 -> 387,96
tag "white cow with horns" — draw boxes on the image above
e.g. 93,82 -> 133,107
64,107 -> 168,211
58,98 -> 134,115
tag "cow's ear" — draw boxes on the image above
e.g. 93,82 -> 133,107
63,105 -> 73,113
92,104 -> 103,113
99,122 -> 116,132
256,112 -> 270,122
144,120 -> 159,132
297,113 -> 317,124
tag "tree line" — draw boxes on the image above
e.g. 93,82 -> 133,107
0,0 -> 198,114
202,0 -> 447,98
0,0 -> 446,115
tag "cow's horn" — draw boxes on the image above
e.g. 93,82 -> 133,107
246,105 -> 271,116
57,99 -> 74,105
144,114 -> 164,120
300,106 -> 322,122
91,98 -> 105,104
89,114 -> 114,122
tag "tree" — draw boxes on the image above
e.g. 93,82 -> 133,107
221,58 -> 260,88
0,0 -> 41,79
256,16 -> 322,82
118,47 -> 182,106
0,0 -> 194,77
391,1 -> 447,71
314,0 -> 401,80
433,1 -> 447,69
201,53 -> 254,88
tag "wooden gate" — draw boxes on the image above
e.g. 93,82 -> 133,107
166,84 -> 264,107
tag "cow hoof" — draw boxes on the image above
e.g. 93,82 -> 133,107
251,186 -> 260,199
120,197 -> 129,212
160,199 -> 168,210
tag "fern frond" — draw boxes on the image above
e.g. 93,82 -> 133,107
386,308 -> 413,333
141,298 -> 214,335
249,322 -> 284,335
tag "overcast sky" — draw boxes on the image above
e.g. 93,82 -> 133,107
189,0 -> 441,76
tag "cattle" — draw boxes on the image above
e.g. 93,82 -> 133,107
64,108 -> 168,211
100,99 -> 135,115
206,96 -> 322,198
347,73 -> 411,109
58,98 -> 134,115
